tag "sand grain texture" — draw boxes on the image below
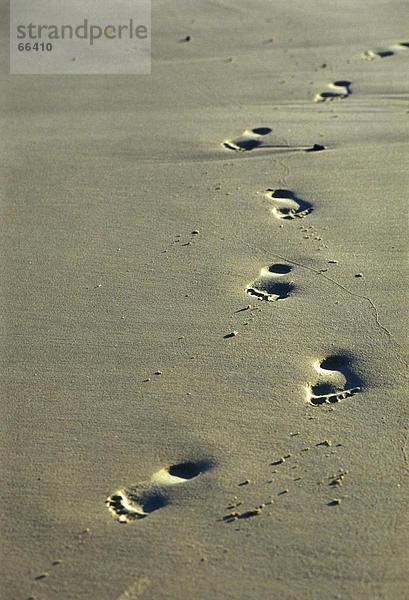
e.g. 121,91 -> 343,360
1,1 -> 408,599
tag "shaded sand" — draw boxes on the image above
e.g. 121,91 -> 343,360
1,1 -> 409,599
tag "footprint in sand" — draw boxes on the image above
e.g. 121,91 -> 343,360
265,189 -> 313,220
106,460 -> 213,523
362,41 -> 409,60
314,80 -> 352,103
222,127 -> 272,151
246,263 -> 295,302
306,354 -> 362,405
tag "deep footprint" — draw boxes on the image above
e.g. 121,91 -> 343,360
265,189 -> 313,220
246,264 -> 295,302
306,354 -> 362,405
222,127 -> 272,151
106,459 -> 213,523
315,80 -> 352,103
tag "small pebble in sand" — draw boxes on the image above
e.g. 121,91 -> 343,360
355,273 -> 363,278
191,229 -> 200,235
34,573 -> 49,581
271,457 -> 285,466
154,370 -> 162,376
278,489 -> 289,495
52,560 -> 62,566
238,479 -> 251,486
328,260 -> 338,264
306,143 -> 326,152
316,440 -> 332,447
181,35 -> 191,42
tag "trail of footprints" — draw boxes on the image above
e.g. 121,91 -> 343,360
105,33 -> 402,526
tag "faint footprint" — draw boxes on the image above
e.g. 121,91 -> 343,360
265,189 -> 313,220
362,41 -> 409,60
106,460 -> 213,523
314,80 -> 352,102
222,127 -> 272,151
246,263 -> 295,302
306,354 -> 362,405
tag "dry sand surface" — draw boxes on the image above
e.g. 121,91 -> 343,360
1,1 -> 409,599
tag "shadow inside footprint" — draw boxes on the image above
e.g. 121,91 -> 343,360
267,263 -> 293,275
266,189 -> 313,220
168,460 -> 212,479
153,459 -> 214,484
316,91 -> 340,101
307,353 -> 362,405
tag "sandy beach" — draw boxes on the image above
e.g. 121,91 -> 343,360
1,1 -> 409,598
